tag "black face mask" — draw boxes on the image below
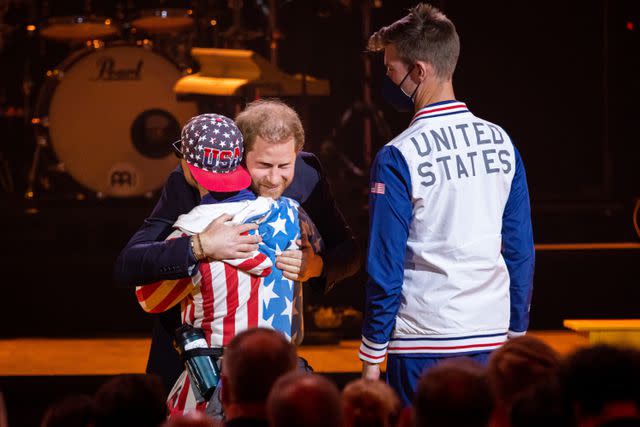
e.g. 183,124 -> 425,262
381,66 -> 420,113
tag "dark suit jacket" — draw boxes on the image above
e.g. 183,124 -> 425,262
114,152 -> 360,389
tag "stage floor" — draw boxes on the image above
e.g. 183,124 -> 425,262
0,331 -> 589,376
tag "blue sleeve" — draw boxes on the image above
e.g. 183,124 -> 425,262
359,146 -> 413,363
501,147 -> 535,334
113,167 -> 200,287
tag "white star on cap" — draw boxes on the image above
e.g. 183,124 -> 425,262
213,129 -> 220,134
223,132 -> 230,138
201,124 -> 208,130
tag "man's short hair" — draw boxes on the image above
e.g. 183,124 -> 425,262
342,379 -> 401,427
267,372 -> 343,427
414,358 -> 493,427
235,99 -> 305,153
367,3 -> 460,80
223,327 -> 297,404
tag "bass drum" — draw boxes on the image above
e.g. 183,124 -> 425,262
35,42 -> 197,197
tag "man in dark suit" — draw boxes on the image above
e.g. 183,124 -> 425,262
114,99 -> 361,390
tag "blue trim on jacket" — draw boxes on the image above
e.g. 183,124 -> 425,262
362,145 -> 413,346
501,146 -> 535,333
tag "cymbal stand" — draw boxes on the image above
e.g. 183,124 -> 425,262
322,0 -> 391,172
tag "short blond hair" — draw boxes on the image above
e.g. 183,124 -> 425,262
368,3 -> 459,80
235,99 -> 305,153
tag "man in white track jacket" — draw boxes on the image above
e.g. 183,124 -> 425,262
360,3 -> 535,405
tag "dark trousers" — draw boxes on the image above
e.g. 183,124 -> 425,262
386,351 -> 492,406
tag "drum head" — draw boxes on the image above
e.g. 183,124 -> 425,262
46,44 -> 197,196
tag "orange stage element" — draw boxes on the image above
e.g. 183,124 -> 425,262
0,332 -> 588,377
563,319 -> 640,348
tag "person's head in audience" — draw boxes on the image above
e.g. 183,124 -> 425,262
413,358 -> 493,427
162,412 -> 220,427
267,372 -> 343,427
342,379 -> 400,427
509,379 -> 571,427
94,374 -> 167,427
488,335 -> 561,427
562,344 -> 640,427
40,394 -> 95,427
221,328 -> 297,421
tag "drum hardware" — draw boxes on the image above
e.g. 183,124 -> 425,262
38,0 -> 120,44
25,133 -> 46,200
39,15 -> 119,43
320,0 -> 390,169
130,8 -> 194,35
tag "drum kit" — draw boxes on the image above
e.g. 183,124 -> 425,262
3,1 -> 222,198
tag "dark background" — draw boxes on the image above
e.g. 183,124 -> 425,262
0,0 -> 638,339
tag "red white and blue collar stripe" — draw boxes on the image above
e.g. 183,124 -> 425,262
410,100 -> 469,126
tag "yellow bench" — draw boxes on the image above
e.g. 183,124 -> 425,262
563,319 -> 640,348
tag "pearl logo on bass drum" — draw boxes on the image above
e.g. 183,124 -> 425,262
93,57 -> 143,81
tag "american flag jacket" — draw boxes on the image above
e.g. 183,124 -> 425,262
135,192 -> 305,415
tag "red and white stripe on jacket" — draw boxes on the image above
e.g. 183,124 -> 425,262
134,198 -> 294,416
135,230 -> 273,345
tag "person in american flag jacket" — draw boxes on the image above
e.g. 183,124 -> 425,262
360,4 -> 535,405
134,113 -> 322,415
115,100 -> 360,395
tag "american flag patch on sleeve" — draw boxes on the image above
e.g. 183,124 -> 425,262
370,182 -> 386,195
